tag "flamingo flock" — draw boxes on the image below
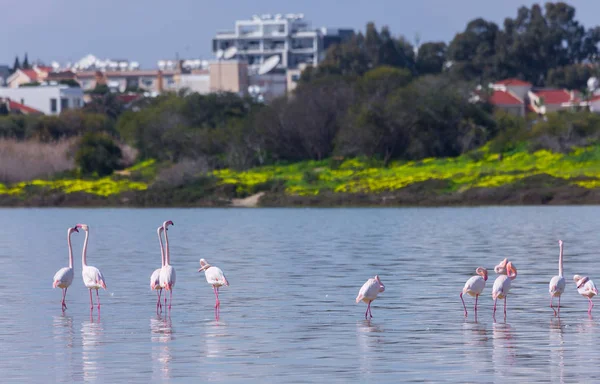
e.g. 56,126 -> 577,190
459,240 -> 598,320
52,225 -> 597,321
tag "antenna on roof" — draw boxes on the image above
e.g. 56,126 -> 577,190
223,46 -> 238,60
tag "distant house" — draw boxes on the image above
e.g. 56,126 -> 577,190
76,70 -> 178,93
527,89 -> 582,114
0,97 -> 44,115
0,85 -> 84,115
481,78 -> 532,117
5,65 -> 52,88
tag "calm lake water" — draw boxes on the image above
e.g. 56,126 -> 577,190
2,206 -> 600,382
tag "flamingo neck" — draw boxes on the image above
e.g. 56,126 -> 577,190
81,230 -> 89,267
164,227 -> 170,266
559,243 -> 564,277
67,230 -> 74,269
157,228 -> 165,267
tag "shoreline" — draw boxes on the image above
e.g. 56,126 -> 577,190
2,180 -> 600,208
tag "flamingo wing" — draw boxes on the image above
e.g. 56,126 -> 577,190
205,266 -> 228,287
53,267 -> 74,288
356,278 -> 379,303
463,276 -> 485,296
549,275 -> 566,295
150,268 -> 161,289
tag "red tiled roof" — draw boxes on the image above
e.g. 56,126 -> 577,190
34,66 -> 53,73
494,78 -> 532,87
532,89 -> 580,105
589,95 -> 600,102
489,90 -> 523,105
8,100 -> 43,114
20,69 -> 39,81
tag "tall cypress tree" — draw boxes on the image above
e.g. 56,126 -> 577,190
12,56 -> 21,73
22,53 -> 30,69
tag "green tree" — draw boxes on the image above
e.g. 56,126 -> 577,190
415,42 -> 447,75
22,53 -> 30,69
12,56 -> 21,73
75,132 -> 123,176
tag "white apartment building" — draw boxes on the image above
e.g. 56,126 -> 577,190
212,14 -> 353,73
0,85 -> 84,115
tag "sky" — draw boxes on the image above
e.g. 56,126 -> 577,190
2,0 -> 599,69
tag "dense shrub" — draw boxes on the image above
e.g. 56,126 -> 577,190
75,133 -> 123,176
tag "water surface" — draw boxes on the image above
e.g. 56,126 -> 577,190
1,206 -> 600,382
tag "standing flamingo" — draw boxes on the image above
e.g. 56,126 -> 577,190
356,275 -> 385,319
492,261 -> 517,318
159,220 -> 175,310
494,258 -> 508,274
460,267 -> 488,317
198,258 -> 229,319
78,224 -> 107,311
52,225 -> 79,311
549,240 -> 566,316
573,275 -> 599,314
151,225 -> 165,313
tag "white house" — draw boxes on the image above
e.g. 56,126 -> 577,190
0,85 -> 84,115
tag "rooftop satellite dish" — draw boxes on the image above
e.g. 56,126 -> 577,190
216,49 -> 224,60
258,55 -> 280,75
51,61 -> 60,69
223,46 -> 237,60
119,62 -> 128,69
129,62 -> 140,70
157,60 -> 166,69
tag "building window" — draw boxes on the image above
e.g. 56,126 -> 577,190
74,98 -> 81,108
61,98 -> 69,110
50,98 -> 57,112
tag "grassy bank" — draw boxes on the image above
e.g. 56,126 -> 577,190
3,145 -> 600,207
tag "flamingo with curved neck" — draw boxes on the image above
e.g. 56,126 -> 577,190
78,224 -> 107,311
356,275 -> 385,319
198,258 -> 230,319
52,226 -> 79,311
159,220 -> 175,310
549,240 -> 566,316
492,261 -> 517,319
150,225 -> 165,313
460,267 -> 488,317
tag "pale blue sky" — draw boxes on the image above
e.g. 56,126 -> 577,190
1,0 -> 598,68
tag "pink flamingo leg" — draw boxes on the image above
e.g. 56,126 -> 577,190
493,298 -> 497,317
460,293 -> 467,317
368,301 -> 373,318
557,296 -> 561,316
504,297 -> 507,317
156,290 -> 162,313
589,298 -> 594,314
89,289 -> 94,310
164,293 -> 167,310
474,295 -> 479,313
364,301 -> 370,319
168,290 -> 172,310
96,289 -> 101,310
61,288 -> 68,311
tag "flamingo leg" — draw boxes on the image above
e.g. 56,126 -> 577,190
368,301 -> 373,318
504,297 -> 507,317
493,298 -> 497,316
474,294 -> 479,313
589,298 -> 594,314
558,296 -> 561,316
96,289 -> 101,310
460,292 -> 467,317
168,290 -> 172,310
364,301 -> 370,319
165,291 -> 168,309
89,289 -> 93,310
550,296 -> 557,316
157,290 -> 162,313
61,288 -> 68,311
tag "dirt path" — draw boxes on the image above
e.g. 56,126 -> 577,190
231,192 -> 265,207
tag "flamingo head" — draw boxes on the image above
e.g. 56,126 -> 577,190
494,258 -> 509,274
476,267 -> 488,281
198,258 -> 211,272
507,262 -> 517,280
69,226 -> 79,234
157,225 -> 164,235
75,224 -> 89,232
163,220 -> 174,231
574,275 -> 589,288
375,275 -> 385,292
558,239 -> 563,247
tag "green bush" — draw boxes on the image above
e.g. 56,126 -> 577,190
75,133 -> 123,176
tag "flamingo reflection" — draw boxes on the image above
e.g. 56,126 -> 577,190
81,316 -> 103,383
492,321 -> 516,380
549,318 -> 565,384
356,320 -> 384,375
150,315 -> 173,380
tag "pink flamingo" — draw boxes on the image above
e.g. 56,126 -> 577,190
460,267 -> 488,317
573,275 -> 599,314
159,220 -> 175,310
150,224 -> 165,313
198,258 -> 229,319
549,240 -> 566,316
52,226 -> 79,311
356,275 -> 385,319
78,224 -> 107,311
492,261 -> 517,318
